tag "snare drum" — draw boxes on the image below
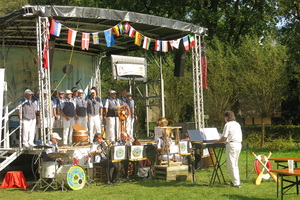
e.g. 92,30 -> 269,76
42,161 -> 58,178
56,165 -> 86,190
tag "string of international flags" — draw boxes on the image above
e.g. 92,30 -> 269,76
49,19 -> 196,52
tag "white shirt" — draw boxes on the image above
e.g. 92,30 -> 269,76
157,136 -> 172,155
222,121 -> 242,143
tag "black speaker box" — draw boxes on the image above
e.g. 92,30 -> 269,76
174,42 -> 186,77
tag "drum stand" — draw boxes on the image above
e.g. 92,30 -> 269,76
84,167 -> 94,188
30,159 -> 67,192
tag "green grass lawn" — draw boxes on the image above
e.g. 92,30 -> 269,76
0,147 -> 299,200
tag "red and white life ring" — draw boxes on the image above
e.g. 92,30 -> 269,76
254,155 -> 272,180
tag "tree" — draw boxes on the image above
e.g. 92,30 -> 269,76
0,0 -> 27,15
276,0 -> 300,124
234,35 -> 287,147
204,37 -> 238,126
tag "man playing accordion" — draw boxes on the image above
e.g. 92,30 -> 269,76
88,133 -> 120,183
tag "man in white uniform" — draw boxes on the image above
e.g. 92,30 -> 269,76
86,89 -> 103,143
126,92 -> 135,137
104,90 -> 120,142
18,89 -> 38,148
157,129 -> 180,163
75,89 -> 88,130
215,111 -> 242,188
60,90 -> 76,146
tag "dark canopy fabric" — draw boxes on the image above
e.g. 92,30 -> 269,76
0,5 -> 207,55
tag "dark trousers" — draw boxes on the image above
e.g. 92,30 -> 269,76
121,159 -> 141,178
95,159 -> 120,182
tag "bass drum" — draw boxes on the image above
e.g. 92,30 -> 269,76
56,165 -> 86,190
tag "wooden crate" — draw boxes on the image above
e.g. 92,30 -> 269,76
154,165 -> 188,181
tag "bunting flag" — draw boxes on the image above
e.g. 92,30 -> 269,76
162,41 -> 168,52
47,20 -> 197,53
128,27 -> 136,38
124,22 -> 130,33
134,32 -> 143,46
113,25 -> 120,36
143,37 -> 151,50
118,23 -> 124,34
183,36 -> 189,50
67,29 -> 77,46
154,40 -> 161,51
43,40 -> 49,69
169,38 -> 181,49
201,44 -> 208,89
81,32 -> 90,50
104,29 -> 115,47
50,19 -> 62,37
189,34 -> 195,48
92,32 -> 100,44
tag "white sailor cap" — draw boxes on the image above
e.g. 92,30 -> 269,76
108,89 -> 117,94
24,89 -> 33,95
51,132 -> 62,140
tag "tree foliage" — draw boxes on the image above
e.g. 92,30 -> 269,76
204,37 -> 238,126
234,35 -> 288,146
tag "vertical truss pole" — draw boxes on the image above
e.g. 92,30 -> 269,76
37,16 -> 52,144
145,82 -> 149,137
192,35 -> 205,130
159,53 -> 165,118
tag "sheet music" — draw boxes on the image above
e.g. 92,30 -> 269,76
201,128 -> 221,140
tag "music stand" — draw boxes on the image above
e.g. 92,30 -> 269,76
188,130 -> 205,142
187,130 -> 205,184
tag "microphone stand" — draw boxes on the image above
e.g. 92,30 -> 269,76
191,149 -> 196,184
103,141 -> 111,185
75,78 -> 83,90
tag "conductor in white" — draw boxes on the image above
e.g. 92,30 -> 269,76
215,111 -> 242,188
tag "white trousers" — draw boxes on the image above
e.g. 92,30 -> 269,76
105,117 -> 119,142
53,115 -> 62,128
126,116 -> 134,137
22,118 -> 36,147
226,142 -> 242,186
62,117 -> 75,145
88,114 -> 101,142
76,116 -> 88,131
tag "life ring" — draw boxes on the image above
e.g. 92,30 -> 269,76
254,155 -> 272,180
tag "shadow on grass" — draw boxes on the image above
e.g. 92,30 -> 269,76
220,194 -> 274,200
131,178 -> 225,188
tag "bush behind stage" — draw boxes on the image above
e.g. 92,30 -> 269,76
242,125 -> 300,149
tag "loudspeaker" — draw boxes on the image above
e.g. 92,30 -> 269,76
174,42 -> 186,77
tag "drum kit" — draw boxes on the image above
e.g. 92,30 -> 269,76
30,147 -> 87,192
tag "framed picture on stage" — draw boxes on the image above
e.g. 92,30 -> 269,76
178,141 -> 191,155
128,145 -> 146,161
111,145 -> 127,162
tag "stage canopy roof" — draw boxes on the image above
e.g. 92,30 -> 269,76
0,5 -> 207,56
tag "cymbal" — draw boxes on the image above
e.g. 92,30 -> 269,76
33,145 -> 53,149
47,152 -> 70,158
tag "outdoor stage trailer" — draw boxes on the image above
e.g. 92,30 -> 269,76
0,5 -> 207,174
